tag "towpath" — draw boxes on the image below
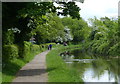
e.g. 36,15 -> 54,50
12,50 -> 49,83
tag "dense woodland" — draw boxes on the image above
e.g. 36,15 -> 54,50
2,2 -> 120,65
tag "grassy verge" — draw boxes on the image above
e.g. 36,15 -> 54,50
46,44 -> 83,82
2,50 -> 45,83
0,72 -> 2,84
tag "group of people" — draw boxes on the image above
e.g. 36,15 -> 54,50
48,42 -> 68,50
48,44 -> 52,50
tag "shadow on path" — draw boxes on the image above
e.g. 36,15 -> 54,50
11,50 -> 50,82
16,69 -> 47,76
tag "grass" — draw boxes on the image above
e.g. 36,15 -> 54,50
2,49 -> 45,84
2,44 -> 83,83
0,71 -> 2,84
46,44 -> 83,82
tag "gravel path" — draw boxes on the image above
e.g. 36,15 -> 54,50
12,50 -> 49,83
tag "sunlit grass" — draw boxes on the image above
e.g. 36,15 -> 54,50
46,44 -> 83,82
0,71 -> 2,84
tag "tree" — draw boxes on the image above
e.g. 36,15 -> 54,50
2,2 -> 83,45
57,2 -> 81,19
61,17 -> 89,43
31,13 -> 64,44
86,17 -> 119,56
63,26 -> 73,42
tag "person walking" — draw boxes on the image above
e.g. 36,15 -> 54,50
49,44 -> 52,50
48,45 -> 50,50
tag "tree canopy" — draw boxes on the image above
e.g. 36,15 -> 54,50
2,2 -> 119,57
2,2 -> 82,45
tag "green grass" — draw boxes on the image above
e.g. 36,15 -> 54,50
2,44 -> 83,83
0,71 -> 2,84
46,44 -> 83,82
2,50 -> 44,83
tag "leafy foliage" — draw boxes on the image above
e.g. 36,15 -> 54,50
61,17 -> 89,43
31,13 -> 64,44
3,45 -> 18,62
2,2 -> 82,45
108,42 -> 120,56
57,2 -> 81,19
3,29 -> 14,45
85,17 -> 119,56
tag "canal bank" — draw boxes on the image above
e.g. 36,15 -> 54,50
46,44 -> 119,83
60,49 -> 119,83
46,45 -> 83,82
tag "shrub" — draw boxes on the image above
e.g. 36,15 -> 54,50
3,42 -> 57,62
22,41 -> 31,61
3,45 -> 18,62
97,41 -> 110,55
39,45 -> 42,50
91,40 -> 101,53
17,44 -> 24,58
17,41 -> 32,61
31,44 -> 40,53
108,42 -> 120,56
40,43 -> 56,50
44,43 -> 56,48
3,30 -> 14,45
49,43 -> 56,46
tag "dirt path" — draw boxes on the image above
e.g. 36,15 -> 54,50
12,50 -> 49,83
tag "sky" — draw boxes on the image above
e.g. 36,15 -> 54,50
75,0 -> 119,21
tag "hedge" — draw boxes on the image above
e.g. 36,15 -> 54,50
20,42 -> 56,61
3,45 -> 18,62
31,44 -> 40,53
3,42 -> 56,63
21,41 -> 32,61
42,43 -> 56,48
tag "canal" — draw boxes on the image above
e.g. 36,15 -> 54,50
60,49 -> 120,83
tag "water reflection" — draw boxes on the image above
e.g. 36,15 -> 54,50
60,49 -> 120,83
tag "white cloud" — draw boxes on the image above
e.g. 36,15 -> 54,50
76,0 -> 119,21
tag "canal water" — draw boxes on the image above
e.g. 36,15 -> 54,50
60,49 -> 120,83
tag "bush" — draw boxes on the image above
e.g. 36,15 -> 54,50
91,40 -> 101,53
97,41 -> 110,55
3,30 -> 14,45
3,45 -> 18,62
17,41 -> 32,61
108,42 -> 120,56
40,43 -> 56,50
44,43 -> 56,48
39,45 -> 42,49
3,42 -> 57,62
22,41 -> 32,61
31,44 -> 40,53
